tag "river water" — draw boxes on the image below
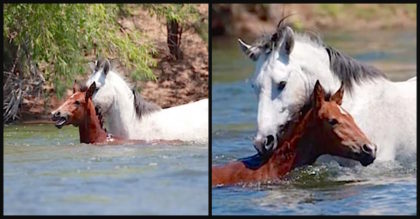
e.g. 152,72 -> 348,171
4,124 -> 208,215
212,30 -> 416,215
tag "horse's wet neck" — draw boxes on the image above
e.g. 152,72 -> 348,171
79,119 -> 90,144
293,126 -> 322,167
79,101 -> 107,144
266,108 -> 319,176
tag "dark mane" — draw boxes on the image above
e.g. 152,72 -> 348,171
325,46 -> 387,92
132,89 -> 161,119
251,15 -> 387,93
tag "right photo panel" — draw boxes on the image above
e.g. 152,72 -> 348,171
211,4 -> 416,215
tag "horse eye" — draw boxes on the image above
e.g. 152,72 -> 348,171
75,100 -> 80,105
328,118 -> 338,126
277,81 -> 286,91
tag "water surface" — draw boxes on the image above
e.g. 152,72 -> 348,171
4,124 -> 208,215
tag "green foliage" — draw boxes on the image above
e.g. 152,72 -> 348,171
142,4 -> 200,24
3,4 -> 156,98
315,4 -> 344,18
142,4 -> 207,43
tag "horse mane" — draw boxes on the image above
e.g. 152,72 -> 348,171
108,70 -> 162,119
251,15 -> 387,92
132,89 -> 161,119
325,46 -> 387,92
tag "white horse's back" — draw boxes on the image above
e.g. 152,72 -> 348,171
390,78 -> 416,161
342,78 -> 416,164
135,98 -> 209,143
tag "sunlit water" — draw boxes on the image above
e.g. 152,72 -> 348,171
212,30 -> 416,215
4,124 -> 208,215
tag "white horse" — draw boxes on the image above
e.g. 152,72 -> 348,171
85,58 -> 208,144
238,18 -> 416,163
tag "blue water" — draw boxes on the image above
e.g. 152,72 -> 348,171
211,30 -> 416,215
4,124 -> 208,215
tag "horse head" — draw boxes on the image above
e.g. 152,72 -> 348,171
304,80 -> 377,166
238,18 -> 335,156
86,58 -> 115,116
51,81 -> 96,128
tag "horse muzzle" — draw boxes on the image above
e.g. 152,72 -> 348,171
253,134 -> 276,156
358,143 -> 377,166
51,112 -> 68,129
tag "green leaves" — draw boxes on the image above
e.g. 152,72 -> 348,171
142,4 -> 200,25
3,3 -> 157,98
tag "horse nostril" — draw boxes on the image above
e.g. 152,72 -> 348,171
362,144 -> 373,154
253,138 -> 266,154
266,135 -> 274,146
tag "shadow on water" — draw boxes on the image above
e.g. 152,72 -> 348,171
212,29 -> 416,215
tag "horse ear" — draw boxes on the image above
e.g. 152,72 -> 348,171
73,80 -> 79,94
238,38 -> 261,61
103,59 -> 110,75
281,26 -> 295,55
312,80 -> 325,109
86,82 -> 96,101
331,81 -> 344,105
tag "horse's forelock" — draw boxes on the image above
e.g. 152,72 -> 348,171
251,15 -> 294,53
94,58 -> 112,73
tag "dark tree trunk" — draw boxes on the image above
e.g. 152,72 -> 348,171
166,19 -> 183,60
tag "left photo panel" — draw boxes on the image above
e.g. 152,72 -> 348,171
3,4 -> 209,215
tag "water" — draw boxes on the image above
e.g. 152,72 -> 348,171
211,30 -> 416,215
3,124 -> 208,215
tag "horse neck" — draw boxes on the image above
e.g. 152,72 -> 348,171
110,71 -> 136,113
105,72 -> 137,136
79,99 -> 107,144
292,40 -> 342,95
212,108 -> 316,186
265,107 -> 316,176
